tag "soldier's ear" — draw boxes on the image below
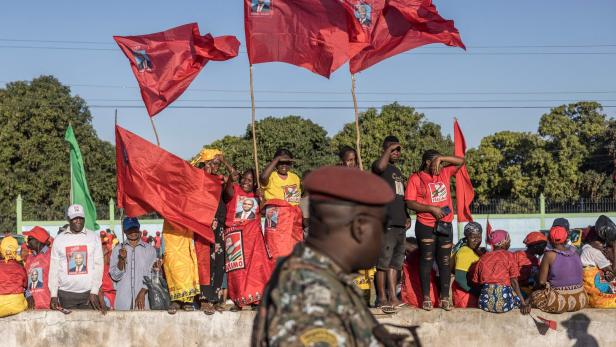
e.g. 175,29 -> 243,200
350,215 -> 367,244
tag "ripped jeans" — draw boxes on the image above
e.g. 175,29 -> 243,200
415,221 -> 453,299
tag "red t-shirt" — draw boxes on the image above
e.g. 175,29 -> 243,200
0,260 -> 27,295
472,250 -> 520,286
24,249 -> 51,309
514,250 -> 540,287
405,166 -> 457,227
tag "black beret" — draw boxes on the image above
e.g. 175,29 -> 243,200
303,166 -> 394,206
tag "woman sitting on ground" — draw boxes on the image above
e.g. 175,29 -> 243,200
580,220 -> 616,308
513,231 -> 548,298
451,222 -> 484,308
472,230 -> 530,314
530,226 -> 588,313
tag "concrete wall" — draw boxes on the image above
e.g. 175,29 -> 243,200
3,309 -> 614,347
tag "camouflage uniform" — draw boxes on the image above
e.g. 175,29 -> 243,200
252,243 -> 386,347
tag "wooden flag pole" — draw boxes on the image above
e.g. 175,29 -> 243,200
351,74 -> 364,170
115,109 -> 125,243
149,116 -> 161,147
249,64 -> 261,188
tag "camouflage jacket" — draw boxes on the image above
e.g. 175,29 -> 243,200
251,243 -> 384,347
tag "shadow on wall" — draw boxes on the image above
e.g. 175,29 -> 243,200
562,313 -> 598,347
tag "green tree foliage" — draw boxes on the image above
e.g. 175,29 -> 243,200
331,103 -> 452,176
204,116 -> 333,176
467,102 -> 615,205
0,76 -> 115,231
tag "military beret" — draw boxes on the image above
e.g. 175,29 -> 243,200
303,166 -> 394,205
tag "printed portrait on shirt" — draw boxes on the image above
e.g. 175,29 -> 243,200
265,206 -> 279,229
251,0 -> 271,15
235,196 -> 258,222
28,267 -> 44,290
66,245 -> 88,275
283,184 -> 300,204
392,172 -> 404,196
225,231 -> 245,272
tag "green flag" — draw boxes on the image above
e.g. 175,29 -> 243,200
65,125 -> 99,230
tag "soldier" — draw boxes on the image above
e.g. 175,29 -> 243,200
252,166 -> 410,346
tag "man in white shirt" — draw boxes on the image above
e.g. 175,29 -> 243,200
48,204 -> 105,312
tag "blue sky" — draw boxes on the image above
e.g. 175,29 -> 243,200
1,0 -> 615,159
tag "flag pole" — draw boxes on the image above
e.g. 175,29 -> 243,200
351,74 -> 364,170
68,122 -> 74,204
115,109 -> 125,243
249,64 -> 261,188
149,116 -> 161,147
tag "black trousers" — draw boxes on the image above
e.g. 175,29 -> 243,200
58,289 -> 91,310
415,221 -> 453,299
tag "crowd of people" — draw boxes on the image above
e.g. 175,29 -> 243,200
1,135 -> 616,321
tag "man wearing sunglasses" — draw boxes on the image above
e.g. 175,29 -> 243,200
372,135 -> 409,310
252,166 -> 409,346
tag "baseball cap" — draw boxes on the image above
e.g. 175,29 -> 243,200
549,226 -> 568,244
67,204 -> 85,220
23,226 -> 50,244
123,217 -> 140,232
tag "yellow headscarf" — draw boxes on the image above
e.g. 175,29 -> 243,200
190,148 -> 222,166
1,236 -> 21,262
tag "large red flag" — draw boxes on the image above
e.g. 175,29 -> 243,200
350,0 -> 465,73
114,23 -> 240,116
115,125 -> 221,243
454,119 -> 475,222
244,0 -> 368,78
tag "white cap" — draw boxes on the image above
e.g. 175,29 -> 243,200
67,204 -> 85,220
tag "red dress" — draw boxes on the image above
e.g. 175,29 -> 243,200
224,184 -> 273,307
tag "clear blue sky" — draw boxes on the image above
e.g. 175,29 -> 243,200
1,1 -> 615,159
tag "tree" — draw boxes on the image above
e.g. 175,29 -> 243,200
203,115 -> 333,176
0,76 -> 116,231
331,103 -> 452,177
466,102 -> 615,208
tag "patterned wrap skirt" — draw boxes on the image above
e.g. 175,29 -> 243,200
531,284 -> 588,313
478,284 -> 521,313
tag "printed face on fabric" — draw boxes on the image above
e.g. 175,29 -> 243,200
251,0 -> 271,14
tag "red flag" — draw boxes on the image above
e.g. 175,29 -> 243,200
114,23 -> 240,116
244,0 -> 368,78
485,217 -> 493,246
115,125 -> 221,243
454,119 -> 475,222
350,0 -> 465,73
537,316 -> 558,330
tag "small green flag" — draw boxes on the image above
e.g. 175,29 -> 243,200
65,125 -> 99,230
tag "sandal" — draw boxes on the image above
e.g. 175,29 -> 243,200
214,303 -> 225,313
230,305 -> 240,312
380,305 -> 397,314
200,302 -> 215,315
167,302 -> 180,315
440,299 -> 452,311
422,299 -> 433,311
183,303 -> 196,311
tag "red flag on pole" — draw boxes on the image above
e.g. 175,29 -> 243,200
114,23 -> 240,116
454,119 -> 475,222
486,217 -> 493,246
350,0 -> 465,73
244,0 -> 368,78
115,125 -> 221,243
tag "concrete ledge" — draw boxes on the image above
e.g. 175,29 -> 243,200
3,308 -> 614,346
